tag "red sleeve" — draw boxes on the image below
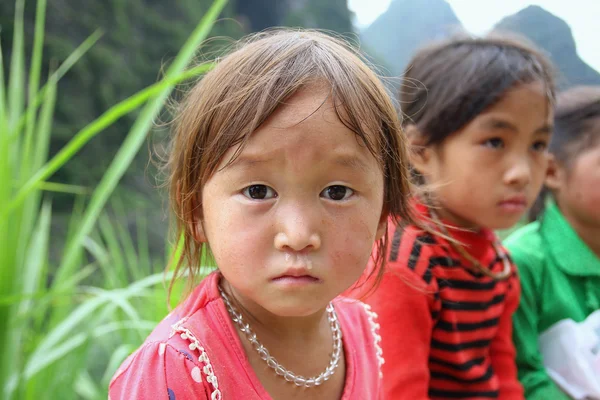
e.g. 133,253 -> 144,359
366,260 -> 441,400
489,273 -> 525,399
109,342 -> 210,400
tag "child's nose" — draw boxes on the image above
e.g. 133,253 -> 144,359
504,158 -> 532,188
273,205 -> 321,252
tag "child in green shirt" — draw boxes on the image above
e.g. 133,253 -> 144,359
506,86 -> 600,399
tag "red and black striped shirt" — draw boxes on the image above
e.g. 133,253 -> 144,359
361,203 -> 524,399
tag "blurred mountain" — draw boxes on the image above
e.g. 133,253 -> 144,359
494,5 -> 600,87
361,1 -> 600,88
361,0 -> 463,75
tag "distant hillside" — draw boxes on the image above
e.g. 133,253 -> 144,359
361,1 -> 600,88
494,5 -> 600,87
361,0 -> 462,75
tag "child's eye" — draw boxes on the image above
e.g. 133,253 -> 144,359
320,185 -> 354,201
242,185 -> 277,200
531,141 -> 548,152
483,138 -> 504,149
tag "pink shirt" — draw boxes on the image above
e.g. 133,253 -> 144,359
109,272 -> 384,399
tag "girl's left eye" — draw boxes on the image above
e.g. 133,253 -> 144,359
242,185 -> 277,200
531,140 -> 549,152
320,185 -> 354,201
483,138 -> 505,149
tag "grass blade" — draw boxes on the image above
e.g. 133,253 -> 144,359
7,0 -> 25,132
52,0 -> 227,289
12,30 -> 104,139
74,370 -> 102,400
21,0 -> 47,180
4,62 -> 214,218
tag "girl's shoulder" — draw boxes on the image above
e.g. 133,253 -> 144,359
385,221 -> 448,282
333,297 -> 385,386
504,221 -> 546,271
109,272 -> 227,400
333,297 -> 382,344
505,221 -> 543,253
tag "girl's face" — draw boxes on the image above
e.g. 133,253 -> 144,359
199,85 -> 387,317
549,139 -> 600,231
415,82 -> 553,230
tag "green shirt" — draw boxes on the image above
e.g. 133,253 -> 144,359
505,202 -> 600,400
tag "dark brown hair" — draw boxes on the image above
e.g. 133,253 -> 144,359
400,33 -> 556,147
529,85 -> 600,220
167,29 -> 414,296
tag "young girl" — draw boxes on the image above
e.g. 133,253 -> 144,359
507,86 -> 600,400
359,35 -> 556,399
109,30 -> 414,400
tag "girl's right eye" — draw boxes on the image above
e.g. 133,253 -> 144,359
483,138 -> 505,149
242,185 -> 277,200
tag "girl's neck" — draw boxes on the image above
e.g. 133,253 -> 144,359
425,201 -> 481,232
220,278 -> 329,343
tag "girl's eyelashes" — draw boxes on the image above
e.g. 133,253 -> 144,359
320,185 -> 354,201
241,184 -> 354,201
242,184 -> 277,200
482,137 -> 505,149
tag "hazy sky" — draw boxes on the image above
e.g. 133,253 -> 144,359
348,0 -> 600,72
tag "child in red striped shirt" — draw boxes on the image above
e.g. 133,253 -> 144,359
358,35 -> 556,399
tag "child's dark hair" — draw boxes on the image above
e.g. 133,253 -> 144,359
529,85 -> 600,220
399,33 -> 556,147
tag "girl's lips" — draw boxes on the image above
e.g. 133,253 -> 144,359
271,275 -> 321,287
498,198 -> 527,213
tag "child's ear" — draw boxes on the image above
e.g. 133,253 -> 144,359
191,195 -> 207,243
544,155 -> 564,192
404,124 -> 432,177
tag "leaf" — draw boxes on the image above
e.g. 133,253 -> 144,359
52,0 -> 227,289
24,333 -> 88,379
74,370 -> 102,400
20,0 -> 47,181
7,0 -> 25,132
18,200 -> 51,317
12,30 -> 104,139
4,62 -> 214,218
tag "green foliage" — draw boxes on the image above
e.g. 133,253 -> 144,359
0,0 -> 226,398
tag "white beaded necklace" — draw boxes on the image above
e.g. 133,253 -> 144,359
218,285 -> 343,388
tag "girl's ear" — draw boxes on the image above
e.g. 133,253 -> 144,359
404,124 -> 433,177
544,155 -> 564,192
191,195 -> 207,243
192,220 -> 207,243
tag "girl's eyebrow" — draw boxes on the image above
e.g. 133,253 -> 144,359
332,154 -> 371,173
228,154 -> 272,170
482,118 -> 553,135
535,124 -> 554,135
228,151 -> 371,172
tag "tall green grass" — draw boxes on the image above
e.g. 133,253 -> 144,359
0,0 -> 226,398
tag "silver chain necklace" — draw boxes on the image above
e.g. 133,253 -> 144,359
218,285 -> 343,388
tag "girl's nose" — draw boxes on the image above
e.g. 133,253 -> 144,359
504,158 -> 532,189
273,204 -> 321,252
